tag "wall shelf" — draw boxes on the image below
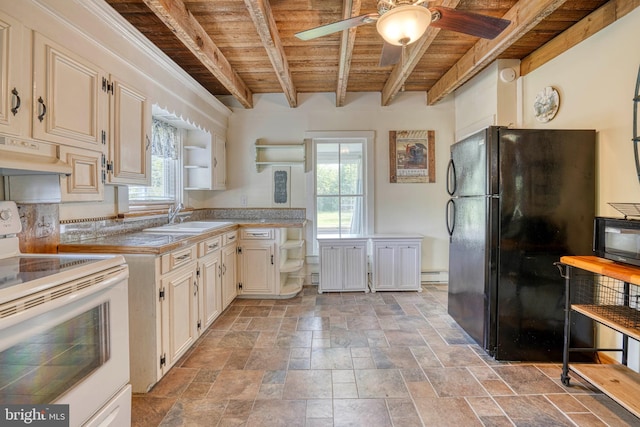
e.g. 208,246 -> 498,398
255,138 -> 310,172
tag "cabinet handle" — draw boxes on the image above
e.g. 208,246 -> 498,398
227,235 -> 236,242
37,97 -> 47,122
271,254 -> 274,265
175,253 -> 190,262
145,134 -> 151,151
208,243 -> 219,250
194,281 -> 198,296
10,88 -> 20,116
223,264 -> 226,274
214,157 -> 217,167
218,264 -> 222,278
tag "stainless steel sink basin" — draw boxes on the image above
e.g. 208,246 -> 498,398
143,221 -> 233,234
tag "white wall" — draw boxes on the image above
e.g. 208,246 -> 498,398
199,91 -> 456,272
520,7 -> 640,369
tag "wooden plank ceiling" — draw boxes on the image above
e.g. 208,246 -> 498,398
105,0 -> 638,108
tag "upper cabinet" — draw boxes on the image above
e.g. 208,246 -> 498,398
183,130 -> 226,191
106,75 -> 151,185
0,27 -> 152,191
0,12 -> 27,137
32,32 -> 107,151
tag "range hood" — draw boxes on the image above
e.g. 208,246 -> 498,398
0,136 -> 72,176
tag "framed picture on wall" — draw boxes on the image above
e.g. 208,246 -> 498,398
389,130 -> 435,183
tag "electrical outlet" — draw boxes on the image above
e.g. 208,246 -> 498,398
240,195 -> 248,207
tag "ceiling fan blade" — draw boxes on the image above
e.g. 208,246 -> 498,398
379,42 -> 402,67
429,7 -> 510,39
295,13 -> 379,41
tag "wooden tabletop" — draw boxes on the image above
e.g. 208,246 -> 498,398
560,256 -> 640,286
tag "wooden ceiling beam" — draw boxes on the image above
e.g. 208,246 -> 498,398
142,0 -> 253,108
336,0 -> 361,107
244,0 -> 297,107
381,0 -> 461,106
426,0 -> 570,106
521,0 -> 640,75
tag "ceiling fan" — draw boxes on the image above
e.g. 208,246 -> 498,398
295,0 -> 511,66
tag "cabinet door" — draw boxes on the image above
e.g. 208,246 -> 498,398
161,264 -> 198,371
107,75 -> 151,185
213,133 -> 226,190
0,12 -> 27,136
396,244 -> 420,289
373,244 -> 396,290
199,251 -> 222,329
239,242 -> 275,295
59,145 -> 104,202
32,32 -> 107,150
221,243 -> 237,309
319,245 -> 343,292
343,245 -> 366,290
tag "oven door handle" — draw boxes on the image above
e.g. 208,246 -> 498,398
0,266 -> 128,329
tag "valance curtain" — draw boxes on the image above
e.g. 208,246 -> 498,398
151,119 -> 179,160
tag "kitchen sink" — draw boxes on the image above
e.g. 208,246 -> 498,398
143,221 -> 233,234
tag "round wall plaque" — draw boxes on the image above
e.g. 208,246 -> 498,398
533,86 -> 560,123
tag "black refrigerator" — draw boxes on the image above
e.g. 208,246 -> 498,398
446,126 -> 595,361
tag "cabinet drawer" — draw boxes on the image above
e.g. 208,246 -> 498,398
161,245 -> 196,274
240,228 -> 274,240
223,230 -> 238,246
198,235 -> 222,257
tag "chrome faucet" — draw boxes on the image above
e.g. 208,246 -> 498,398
168,203 -> 184,223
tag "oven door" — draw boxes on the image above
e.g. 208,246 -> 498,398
0,265 -> 130,427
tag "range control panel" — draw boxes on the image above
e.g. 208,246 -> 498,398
0,201 -> 21,236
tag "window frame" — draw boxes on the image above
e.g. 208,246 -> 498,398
305,131 -> 375,256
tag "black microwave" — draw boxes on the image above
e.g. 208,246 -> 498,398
594,217 -> 640,267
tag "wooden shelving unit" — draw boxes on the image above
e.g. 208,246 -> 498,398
254,138 -> 310,172
559,255 -> 640,418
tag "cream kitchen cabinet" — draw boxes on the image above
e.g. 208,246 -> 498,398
318,237 -> 368,293
106,75 -> 151,185
213,133 -> 227,190
369,236 -> 422,292
237,226 -> 305,298
0,11 -> 28,137
183,131 -> 226,191
32,32 -> 150,187
59,145 -> 104,202
221,230 -> 238,309
197,235 -> 223,329
32,32 -> 107,151
238,228 -> 277,296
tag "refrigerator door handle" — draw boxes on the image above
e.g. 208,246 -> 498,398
446,199 -> 455,238
446,159 -> 456,196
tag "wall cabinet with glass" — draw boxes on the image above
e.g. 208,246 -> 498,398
183,130 -> 226,191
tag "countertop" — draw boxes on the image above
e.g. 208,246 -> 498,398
58,219 -> 305,255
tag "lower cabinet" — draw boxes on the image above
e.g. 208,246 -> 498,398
370,236 -> 422,292
237,226 -> 305,298
160,262 -> 198,369
221,231 -> 238,309
318,237 -> 368,293
197,235 -> 223,330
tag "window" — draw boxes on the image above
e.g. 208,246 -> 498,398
306,131 -> 374,255
129,119 -> 180,203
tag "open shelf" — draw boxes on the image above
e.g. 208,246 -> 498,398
254,138 -> 310,172
569,364 -> 640,417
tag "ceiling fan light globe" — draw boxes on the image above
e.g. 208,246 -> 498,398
376,5 -> 431,46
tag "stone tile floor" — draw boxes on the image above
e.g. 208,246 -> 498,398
131,284 -> 639,426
